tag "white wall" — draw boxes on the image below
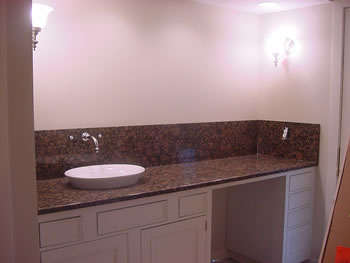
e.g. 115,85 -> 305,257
0,1 -> 40,263
33,0 -> 260,130
258,4 -> 333,259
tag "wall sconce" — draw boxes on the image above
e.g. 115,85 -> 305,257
267,34 -> 295,67
272,37 -> 295,67
32,3 -> 53,51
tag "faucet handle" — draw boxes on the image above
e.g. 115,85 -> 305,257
82,132 -> 90,142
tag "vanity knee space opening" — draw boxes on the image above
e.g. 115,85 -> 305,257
211,176 -> 287,263
211,169 -> 315,263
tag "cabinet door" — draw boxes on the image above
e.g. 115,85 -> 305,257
141,216 -> 206,263
41,234 -> 128,263
285,224 -> 312,263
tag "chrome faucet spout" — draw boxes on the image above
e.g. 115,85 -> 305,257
90,135 -> 99,153
82,132 -> 100,153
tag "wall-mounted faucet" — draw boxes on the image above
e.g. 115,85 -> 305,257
82,132 -> 102,153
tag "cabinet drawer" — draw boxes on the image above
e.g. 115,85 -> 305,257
40,234 -> 128,263
40,217 -> 82,248
179,193 -> 207,217
285,224 -> 312,263
289,172 -> 313,192
98,201 -> 168,235
288,189 -> 312,210
287,206 -> 312,229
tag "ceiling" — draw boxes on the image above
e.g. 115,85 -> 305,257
192,0 -> 331,14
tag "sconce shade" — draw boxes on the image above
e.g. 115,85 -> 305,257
32,4 -> 53,29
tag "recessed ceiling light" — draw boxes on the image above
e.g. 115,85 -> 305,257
257,1 -> 280,8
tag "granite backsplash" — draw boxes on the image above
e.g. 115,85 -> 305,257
35,120 -> 320,180
258,120 -> 320,162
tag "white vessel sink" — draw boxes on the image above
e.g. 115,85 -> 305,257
65,164 -> 145,190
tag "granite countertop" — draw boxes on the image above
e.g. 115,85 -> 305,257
37,154 -> 317,215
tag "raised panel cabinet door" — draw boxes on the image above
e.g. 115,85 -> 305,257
40,234 -> 128,263
141,216 -> 207,263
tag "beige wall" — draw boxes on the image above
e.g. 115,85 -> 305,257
258,4 -> 333,259
33,0 -> 260,130
0,1 -> 40,262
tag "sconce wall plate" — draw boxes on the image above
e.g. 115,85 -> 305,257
32,27 -> 41,51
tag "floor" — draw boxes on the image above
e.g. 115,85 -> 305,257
211,258 -> 240,263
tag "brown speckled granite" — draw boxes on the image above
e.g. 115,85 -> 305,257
35,120 -> 320,181
35,121 -> 258,180
257,120 -> 320,162
37,154 -> 316,215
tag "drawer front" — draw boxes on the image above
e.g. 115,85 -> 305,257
179,193 -> 207,217
285,224 -> 312,263
288,189 -> 312,210
287,206 -> 312,229
98,201 -> 168,235
40,217 -> 82,248
40,234 -> 128,263
289,172 -> 313,192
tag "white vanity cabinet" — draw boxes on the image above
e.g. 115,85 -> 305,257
38,189 -> 211,263
39,167 -> 315,263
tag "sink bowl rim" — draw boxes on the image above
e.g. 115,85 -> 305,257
64,164 -> 145,180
